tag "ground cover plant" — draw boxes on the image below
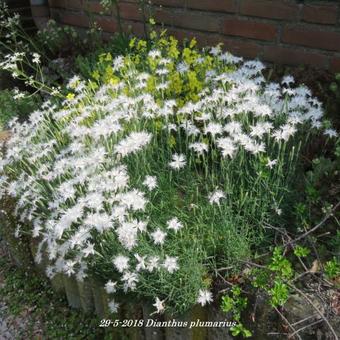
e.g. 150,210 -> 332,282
0,22 -> 338,321
0,243 -> 107,339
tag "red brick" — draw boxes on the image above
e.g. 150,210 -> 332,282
172,11 -> 220,32
66,0 -> 82,10
122,20 -> 145,36
221,37 -> 262,59
240,0 -> 299,21
48,0 -> 66,8
95,17 -> 118,33
263,45 -> 328,68
85,1 -> 105,14
151,0 -> 184,7
166,28 -> 221,47
154,7 -> 173,26
165,28 -> 261,59
154,8 -> 221,33
223,18 -> 277,41
61,13 -> 89,27
118,2 -> 144,21
282,25 -> 340,52
186,0 -> 237,13
330,57 -> 340,72
302,4 -> 338,25
49,7 -> 61,20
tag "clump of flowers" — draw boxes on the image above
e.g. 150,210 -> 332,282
0,31 -> 337,315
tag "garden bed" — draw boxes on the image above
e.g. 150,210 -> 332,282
0,3 -> 340,339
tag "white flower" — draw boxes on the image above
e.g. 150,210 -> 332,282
155,68 -> 169,76
197,289 -> 213,306
153,297 -> 165,314
166,217 -> 183,233
112,205 -> 127,222
245,140 -> 265,155
84,212 -> 112,233
46,266 -> 55,279
151,228 -> 167,245
148,50 -> 161,59
134,254 -> 147,271
108,300 -> 120,313
115,131 -> 152,157
282,75 -> 294,86
275,207 -> 282,215
105,280 -> 117,294
181,121 -> 200,136
64,260 -> 76,276
143,176 -> 157,190
250,122 -> 273,138
169,153 -> 186,170
83,243 -> 95,257
121,271 -> 138,292
156,82 -> 169,90
116,221 -> 139,250
189,142 -> 208,155
324,128 -> 337,138
177,62 -> 189,74
32,52 -> 40,64
118,189 -> 147,211
266,158 -> 277,169
208,189 -> 225,205
13,92 -> 25,100
216,137 -> 236,158
113,255 -> 129,273
273,124 -> 297,141
312,121 -> 322,129
113,56 -> 124,71
224,121 -> 242,135
163,256 -> 179,273
204,122 -> 223,137
219,52 -> 242,64
147,256 -> 160,272
210,45 -> 222,56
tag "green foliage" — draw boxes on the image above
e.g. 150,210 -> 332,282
74,33 -> 131,80
294,245 -> 310,258
36,19 -> 104,58
0,253 -> 105,339
269,280 -> 289,307
324,257 -> 340,280
229,323 -> 252,338
269,247 -> 294,280
253,247 -> 293,307
221,286 -> 252,338
0,89 -> 40,129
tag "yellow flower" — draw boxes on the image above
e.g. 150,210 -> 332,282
137,39 -> 147,51
66,93 -> 75,100
91,70 -> 100,81
189,37 -> 197,49
129,37 -> 136,49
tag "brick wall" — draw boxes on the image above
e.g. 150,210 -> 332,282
36,0 -> 340,71
5,0 -> 36,32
